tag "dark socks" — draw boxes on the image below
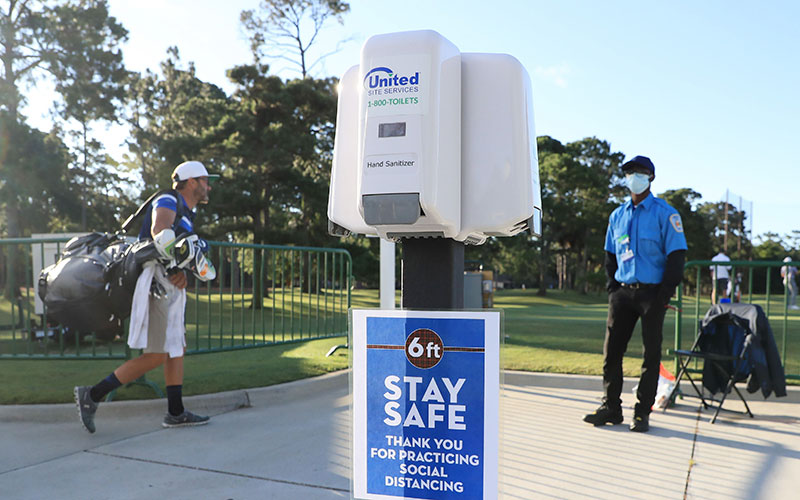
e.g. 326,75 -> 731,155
90,373 -> 122,403
166,385 -> 184,416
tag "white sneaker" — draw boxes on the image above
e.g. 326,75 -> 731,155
790,305 -> 800,310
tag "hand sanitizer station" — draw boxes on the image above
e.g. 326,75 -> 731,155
331,29 -> 542,500
329,29 -> 541,309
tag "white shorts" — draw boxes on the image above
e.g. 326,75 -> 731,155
143,292 -> 169,354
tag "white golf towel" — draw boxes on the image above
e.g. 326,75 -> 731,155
128,261 -> 186,358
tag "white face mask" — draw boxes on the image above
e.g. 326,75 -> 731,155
625,172 -> 650,195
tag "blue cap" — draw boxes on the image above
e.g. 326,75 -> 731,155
621,155 -> 655,175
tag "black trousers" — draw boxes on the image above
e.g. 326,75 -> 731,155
603,286 -> 667,415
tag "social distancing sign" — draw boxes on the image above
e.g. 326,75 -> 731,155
352,310 -> 500,500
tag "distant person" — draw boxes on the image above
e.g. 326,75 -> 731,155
583,155 -> 687,433
710,250 -> 731,303
74,161 -> 218,433
781,257 -> 799,310
728,272 -> 742,303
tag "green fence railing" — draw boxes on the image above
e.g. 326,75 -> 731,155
672,259 -> 800,381
0,237 -> 351,360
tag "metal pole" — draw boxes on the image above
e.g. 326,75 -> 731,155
380,239 -> 396,309
724,189 -> 729,253
737,195 -> 743,255
674,283 -> 683,377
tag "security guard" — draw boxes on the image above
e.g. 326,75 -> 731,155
583,155 -> 687,432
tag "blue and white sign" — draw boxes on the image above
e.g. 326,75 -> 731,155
352,310 -> 500,500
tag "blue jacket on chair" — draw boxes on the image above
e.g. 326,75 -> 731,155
701,303 -> 787,398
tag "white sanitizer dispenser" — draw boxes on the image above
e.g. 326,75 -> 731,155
327,65 -> 376,237
457,53 -> 542,244
358,30 -> 461,240
327,30 -> 542,244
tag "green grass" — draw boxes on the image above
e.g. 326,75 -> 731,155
0,336 -> 350,405
497,288 -> 800,380
496,289 -> 608,375
1,288 -> 797,404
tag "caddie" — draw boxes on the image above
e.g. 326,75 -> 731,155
74,160 -> 218,433
583,155 -> 687,433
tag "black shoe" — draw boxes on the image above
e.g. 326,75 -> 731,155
162,410 -> 210,428
583,404 -> 623,426
630,414 -> 650,432
74,386 -> 98,434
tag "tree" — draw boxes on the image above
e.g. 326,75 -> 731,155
534,136 -> 623,295
752,233 -> 787,293
217,64 -> 337,307
124,48 -> 232,198
659,188 -> 714,262
534,136 -> 570,294
466,235 -> 540,289
1,0 -> 128,233
1,0 -> 128,297
123,50 -> 338,306
218,64 -> 336,244
565,137 -> 624,293
0,115 -> 78,298
753,233 -> 785,260
696,200 -> 751,260
48,0 -> 128,230
659,188 -> 716,295
786,230 -> 800,253
240,0 -> 350,78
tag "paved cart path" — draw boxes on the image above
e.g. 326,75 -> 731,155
1,371 -> 798,499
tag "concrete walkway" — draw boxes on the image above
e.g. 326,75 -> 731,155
1,371 -> 797,499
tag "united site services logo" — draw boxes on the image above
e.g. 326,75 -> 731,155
364,67 -> 420,89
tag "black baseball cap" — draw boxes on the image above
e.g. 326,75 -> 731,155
621,155 -> 655,175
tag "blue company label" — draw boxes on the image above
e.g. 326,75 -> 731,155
364,66 -> 421,89
365,316 -> 486,499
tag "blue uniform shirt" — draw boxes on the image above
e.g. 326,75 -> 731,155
604,193 -> 688,284
138,191 -> 195,240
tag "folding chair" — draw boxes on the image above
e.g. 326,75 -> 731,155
666,312 -> 754,423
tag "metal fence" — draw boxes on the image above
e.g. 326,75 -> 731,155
672,259 -> 800,380
0,237 -> 351,360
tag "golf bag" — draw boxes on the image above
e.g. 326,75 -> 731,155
37,189 -> 214,339
37,232 -> 160,339
37,189 -> 180,338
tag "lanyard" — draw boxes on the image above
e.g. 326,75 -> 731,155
619,203 -> 640,251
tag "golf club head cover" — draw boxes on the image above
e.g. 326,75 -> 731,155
192,249 -> 216,282
153,228 -> 177,261
172,233 -> 198,270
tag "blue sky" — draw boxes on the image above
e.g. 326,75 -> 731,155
25,1 -> 800,240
